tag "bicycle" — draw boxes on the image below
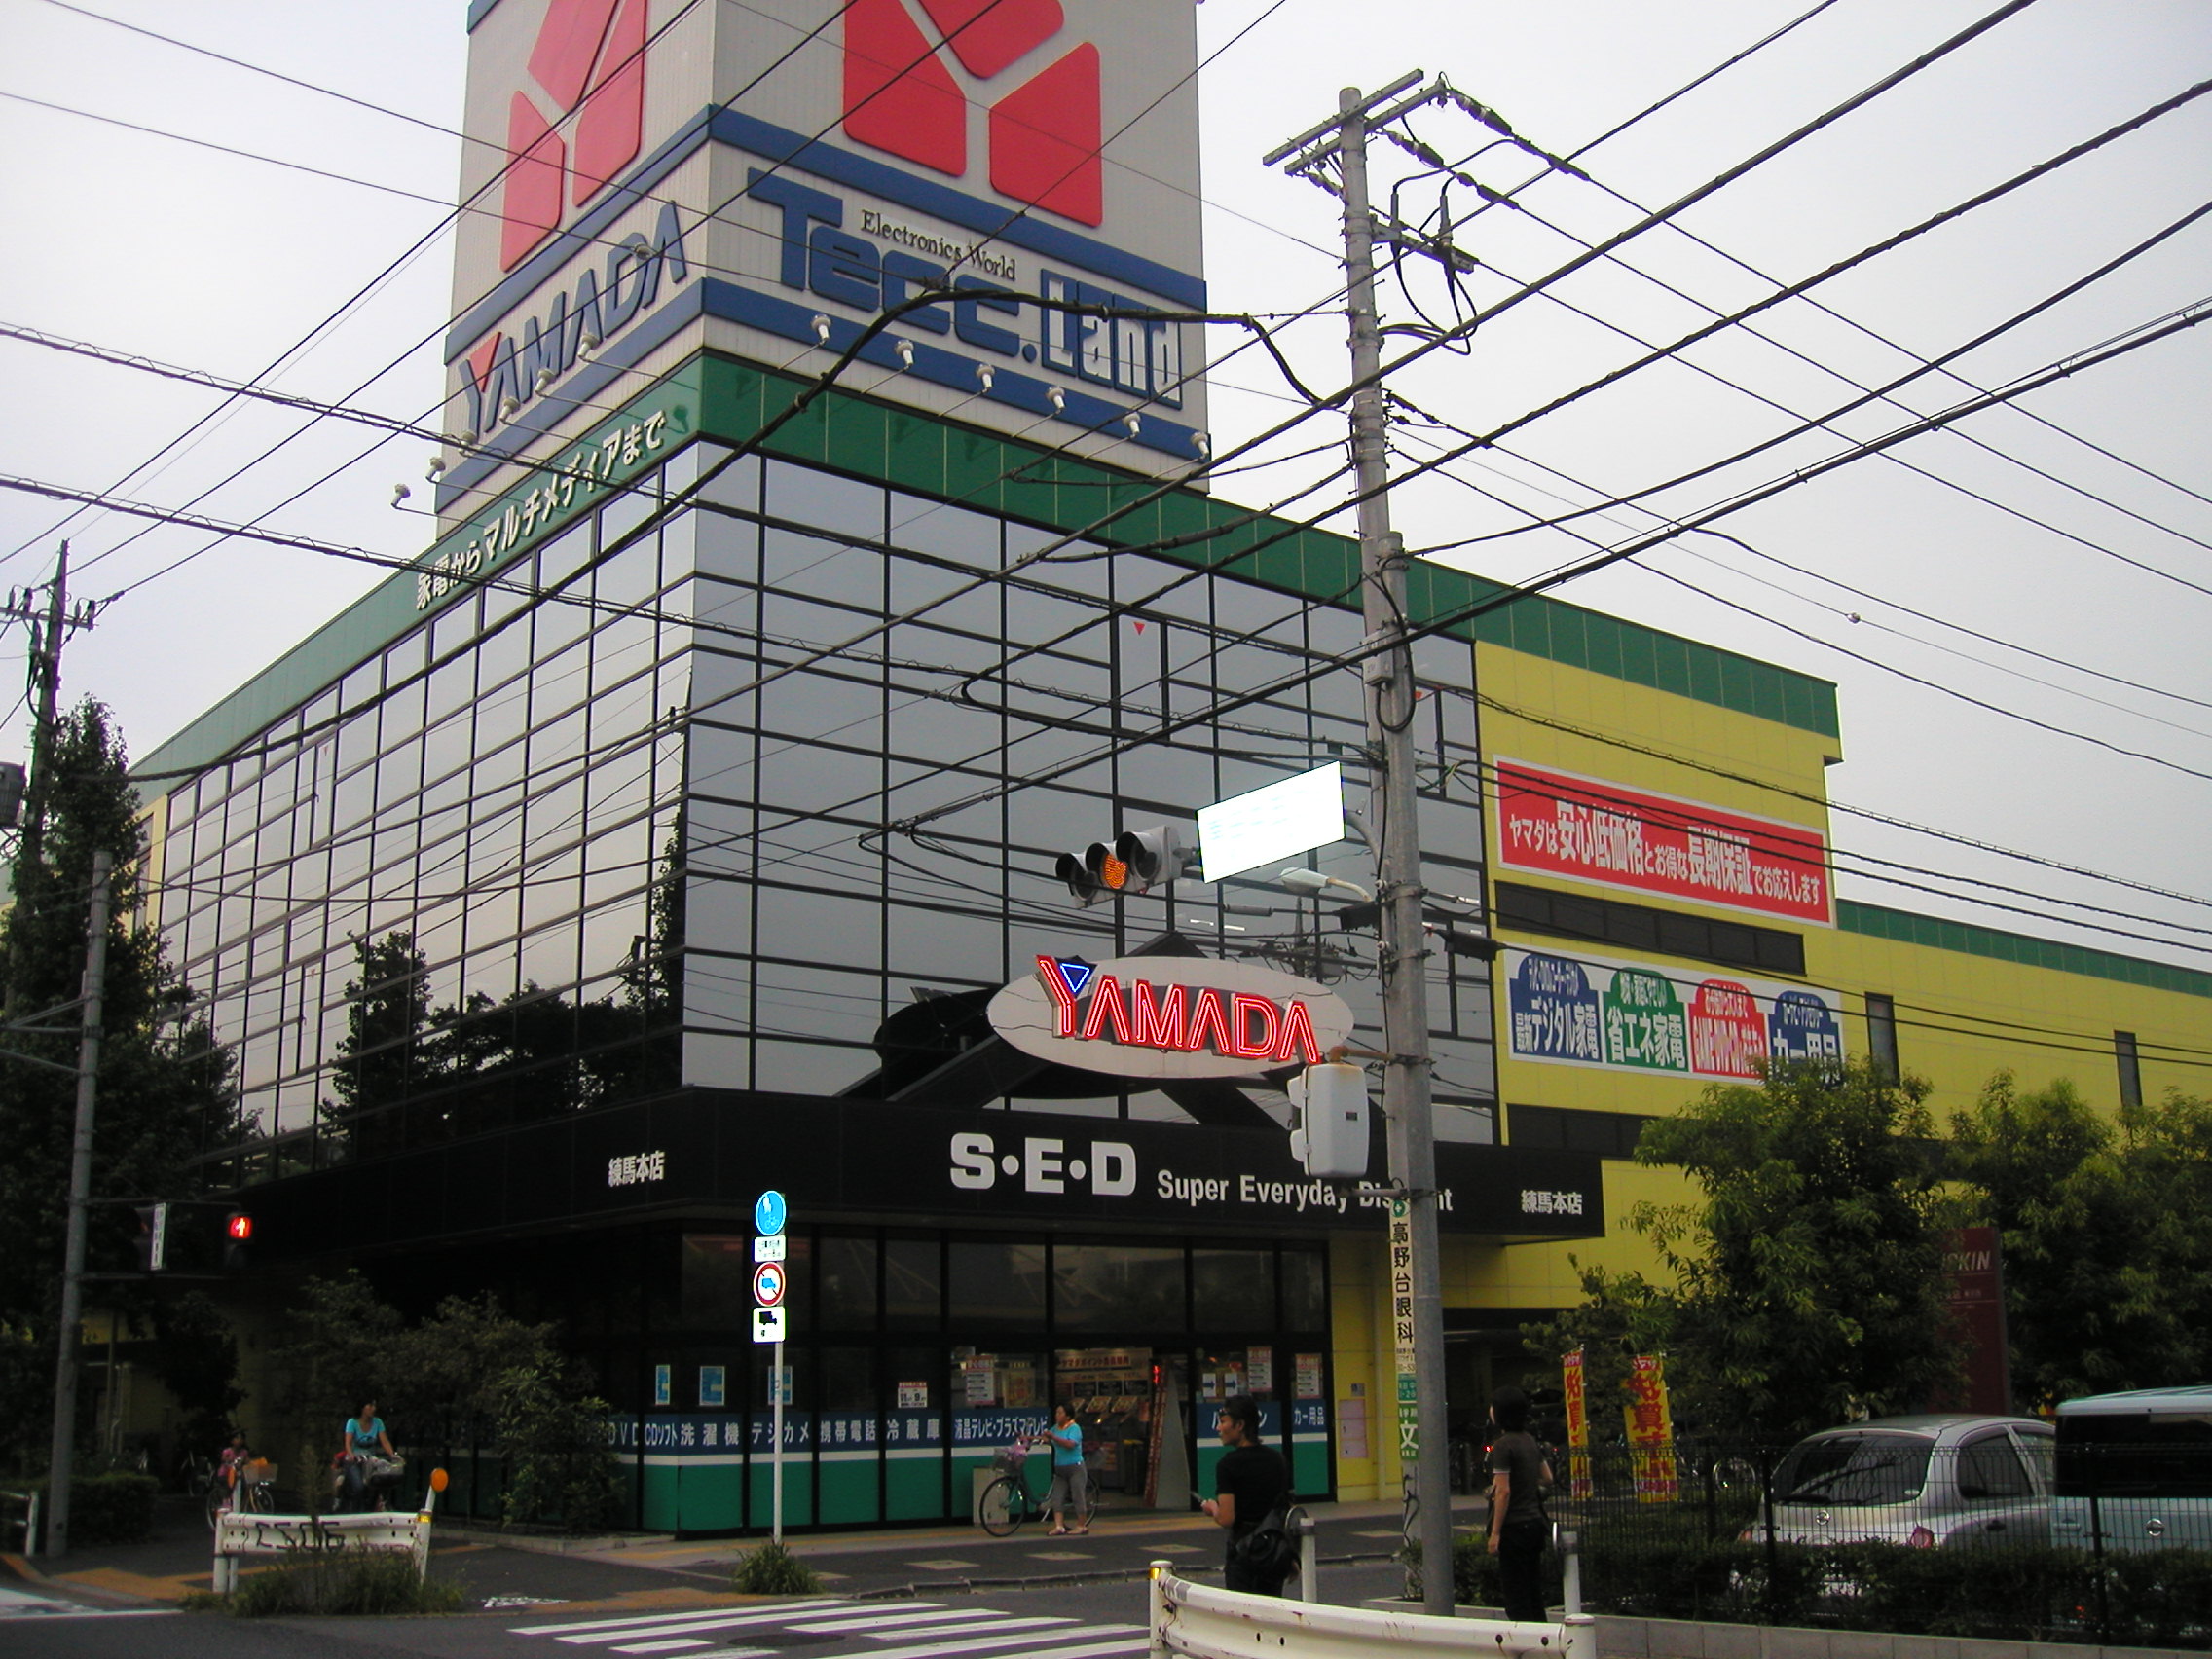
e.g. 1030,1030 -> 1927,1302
977,1437 -> 1095,1537
204,1457 -> 276,1529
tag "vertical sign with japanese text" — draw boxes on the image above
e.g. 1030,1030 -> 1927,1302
1623,1355 -> 1679,1503
1562,1348 -> 1593,1500
1389,1198 -> 1418,1463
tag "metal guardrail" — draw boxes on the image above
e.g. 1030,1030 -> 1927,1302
211,1510 -> 431,1594
1147,1560 -> 1598,1659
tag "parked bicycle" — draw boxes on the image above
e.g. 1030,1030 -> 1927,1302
977,1436 -> 1094,1537
204,1456 -> 276,1529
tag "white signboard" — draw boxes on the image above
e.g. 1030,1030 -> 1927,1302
1197,764 -> 1346,884
752,1306 -> 788,1344
988,954 -> 1354,1080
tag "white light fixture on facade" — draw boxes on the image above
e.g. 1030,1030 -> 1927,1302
976,364 -> 995,392
1122,412 -> 1141,438
1046,386 -> 1066,413
389,483 -> 412,509
895,338 -> 914,369
534,365 -> 557,393
810,313 -> 832,344
425,454 -> 446,481
1191,431 -> 1210,458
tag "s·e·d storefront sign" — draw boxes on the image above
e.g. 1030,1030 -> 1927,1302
986,955 -> 1355,1080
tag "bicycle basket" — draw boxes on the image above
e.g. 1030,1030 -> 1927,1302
991,1443 -> 1029,1474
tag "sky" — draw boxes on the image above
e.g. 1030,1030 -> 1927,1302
1,0 -> 2206,983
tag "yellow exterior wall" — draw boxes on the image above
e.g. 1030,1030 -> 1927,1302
1327,640 -> 2209,1498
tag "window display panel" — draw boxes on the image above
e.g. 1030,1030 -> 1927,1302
884,1345 -> 945,1519
1281,1247 -> 1328,1331
948,1240 -> 1047,1328
950,1347 -> 1047,1502
1052,1243 -> 1183,1333
884,1237 -> 941,1330
1191,1248 -> 1272,1332
818,1346 -> 879,1525
1055,1346 -> 1153,1495
819,1235 -> 878,1331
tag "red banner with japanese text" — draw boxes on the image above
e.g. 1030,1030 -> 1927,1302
1562,1348 -> 1592,1499
1622,1354 -> 1679,1503
1496,760 -> 1831,924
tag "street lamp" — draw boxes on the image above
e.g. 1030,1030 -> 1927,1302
1277,867 -> 1373,902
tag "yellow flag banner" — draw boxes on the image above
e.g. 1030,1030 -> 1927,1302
1622,1354 -> 1679,1503
1561,1348 -> 1593,1499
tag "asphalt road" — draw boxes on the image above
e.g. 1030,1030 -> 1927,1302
0,1493 -> 1456,1658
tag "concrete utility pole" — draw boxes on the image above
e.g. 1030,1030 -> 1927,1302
1266,73 -> 1456,1616
44,847 -> 115,1558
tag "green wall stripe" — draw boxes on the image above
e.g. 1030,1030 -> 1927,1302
1837,900 -> 2212,1000
136,350 -> 1837,785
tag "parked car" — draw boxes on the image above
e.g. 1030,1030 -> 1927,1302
2053,1385 -> 2212,1552
1751,1414 -> 2053,1548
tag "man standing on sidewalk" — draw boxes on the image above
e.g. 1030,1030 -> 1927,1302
1200,1394 -> 1291,1595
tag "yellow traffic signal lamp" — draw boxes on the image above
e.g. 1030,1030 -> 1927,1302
1053,826 -> 1193,905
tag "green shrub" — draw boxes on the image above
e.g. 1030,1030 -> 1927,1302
202,1548 -> 461,1617
17,1472 -> 161,1545
732,1539 -> 822,1596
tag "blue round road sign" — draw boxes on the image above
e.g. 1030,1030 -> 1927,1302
754,1190 -> 787,1236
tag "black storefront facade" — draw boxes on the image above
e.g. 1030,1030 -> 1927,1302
242,1082 -> 1603,1532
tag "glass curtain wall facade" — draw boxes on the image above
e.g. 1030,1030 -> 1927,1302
162,431 -> 1497,1172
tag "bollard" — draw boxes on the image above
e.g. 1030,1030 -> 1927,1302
1560,1528 -> 1581,1618
1292,1506 -> 1318,1604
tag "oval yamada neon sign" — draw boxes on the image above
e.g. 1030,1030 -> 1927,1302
987,954 -> 1357,1080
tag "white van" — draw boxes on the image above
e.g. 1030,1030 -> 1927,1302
2052,1385 -> 2212,1551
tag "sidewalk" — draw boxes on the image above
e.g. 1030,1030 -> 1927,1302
6,1490 -> 1474,1612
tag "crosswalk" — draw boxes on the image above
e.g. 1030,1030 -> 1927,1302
0,1584 -> 172,1621
508,1597 -> 1149,1657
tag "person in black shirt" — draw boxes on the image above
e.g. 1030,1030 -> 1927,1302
1199,1393 -> 1292,1595
1485,1384 -> 1554,1622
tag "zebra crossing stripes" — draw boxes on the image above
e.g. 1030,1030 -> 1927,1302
508,1598 -> 1146,1656
0,1584 -> 173,1621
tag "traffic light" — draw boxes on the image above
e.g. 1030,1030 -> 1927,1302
1288,1062 -> 1369,1178
133,1203 -> 170,1272
223,1211 -> 254,1272
1052,825 -> 1195,905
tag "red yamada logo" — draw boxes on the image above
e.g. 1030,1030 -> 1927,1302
841,0 -> 1103,226
500,0 -> 649,271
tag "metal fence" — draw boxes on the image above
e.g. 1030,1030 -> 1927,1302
1515,1440 -> 2212,1650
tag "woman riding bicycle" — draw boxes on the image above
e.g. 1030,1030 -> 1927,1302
337,1399 -> 399,1511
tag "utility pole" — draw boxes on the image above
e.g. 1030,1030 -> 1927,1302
1266,73 -> 1456,1616
5,542 -> 83,874
43,847 -> 114,1559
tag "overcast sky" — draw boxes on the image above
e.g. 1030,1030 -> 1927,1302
2,0 -> 2206,982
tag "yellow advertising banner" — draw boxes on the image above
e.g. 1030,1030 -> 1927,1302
1561,1348 -> 1593,1499
1622,1353 -> 1679,1503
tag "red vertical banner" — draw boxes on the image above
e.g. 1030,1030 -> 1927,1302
1622,1355 -> 1679,1503
1940,1226 -> 2011,1414
1561,1348 -> 1593,1500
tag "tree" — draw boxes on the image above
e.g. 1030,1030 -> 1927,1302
0,699 -> 240,1469
1951,1075 -> 2212,1404
265,1272 -> 620,1529
1531,1059 -> 1960,1442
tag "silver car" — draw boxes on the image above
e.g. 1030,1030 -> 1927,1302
1756,1414 -> 2054,1548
